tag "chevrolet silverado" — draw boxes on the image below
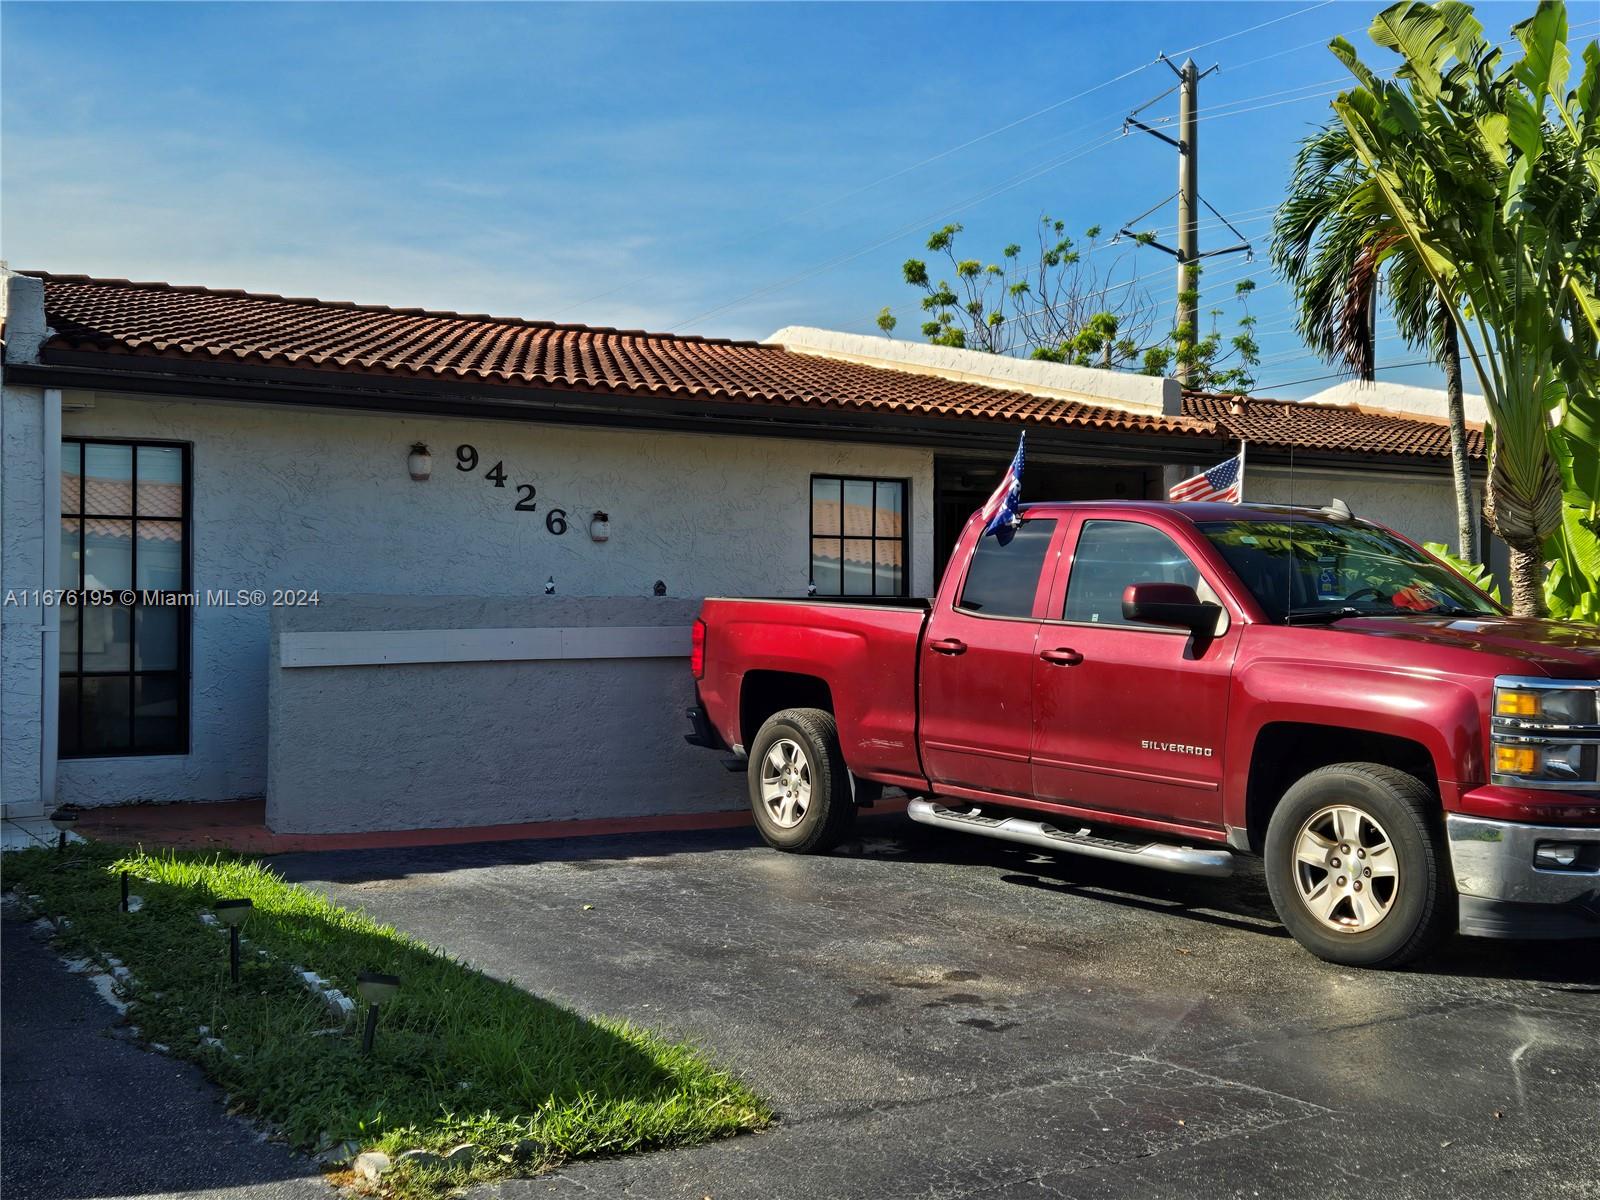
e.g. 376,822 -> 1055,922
687,500 -> 1600,967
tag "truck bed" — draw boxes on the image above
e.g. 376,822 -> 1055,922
696,596 -> 930,789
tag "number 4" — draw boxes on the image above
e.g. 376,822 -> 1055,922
485,461 -> 507,487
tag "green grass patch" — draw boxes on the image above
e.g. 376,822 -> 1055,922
4,843 -> 770,1195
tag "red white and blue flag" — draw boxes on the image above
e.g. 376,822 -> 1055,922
980,431 -> 1026,544
1170,447 -> 1245,504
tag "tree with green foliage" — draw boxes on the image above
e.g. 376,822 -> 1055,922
1327,0 -> 1599,617
879,217 -> 1260,392
1271,123 -> 1481,564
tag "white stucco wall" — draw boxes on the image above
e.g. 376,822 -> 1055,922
1243,463 -> 1479,550
49,392 -> 936,808
1302,380 -> 1490,427
1,384 -> 47,816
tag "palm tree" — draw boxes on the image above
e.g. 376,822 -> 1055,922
1271,124 -> 1480,564
1326,0 -> 1599,616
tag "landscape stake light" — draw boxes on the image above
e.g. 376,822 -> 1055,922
121,871 -> 129,912
49,808 -> 77,852
214,899 -> 253,984
356,972 -> 402,1054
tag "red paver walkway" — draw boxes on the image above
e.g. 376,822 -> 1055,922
70,797 -> 908,854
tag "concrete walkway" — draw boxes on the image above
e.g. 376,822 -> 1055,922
0,913 -> 330,1200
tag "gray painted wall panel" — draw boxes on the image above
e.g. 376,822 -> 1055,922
267,596 -> 734,833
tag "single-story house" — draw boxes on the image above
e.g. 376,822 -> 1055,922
0,269 -> 1487,833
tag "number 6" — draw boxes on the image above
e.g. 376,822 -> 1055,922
546,508 -> 567,535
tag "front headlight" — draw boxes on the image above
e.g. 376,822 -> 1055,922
1494,685 -> 1598,725
1492,677 -> 1600,789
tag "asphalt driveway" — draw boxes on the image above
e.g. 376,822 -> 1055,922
275,812 -> 1600,1200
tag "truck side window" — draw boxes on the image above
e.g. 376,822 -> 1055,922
956,519 -> 1058,617
1063,520 -> 1216,628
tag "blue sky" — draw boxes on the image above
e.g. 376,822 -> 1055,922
3,1 -> 1587,398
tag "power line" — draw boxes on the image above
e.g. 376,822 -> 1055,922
1251,358 -> 1434,393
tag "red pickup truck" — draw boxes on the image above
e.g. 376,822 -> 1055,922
687,499 -> 1600,967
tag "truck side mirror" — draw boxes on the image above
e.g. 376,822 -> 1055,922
1121,583 -> 1219,636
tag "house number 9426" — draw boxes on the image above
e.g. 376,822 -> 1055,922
455,444 -> 566,533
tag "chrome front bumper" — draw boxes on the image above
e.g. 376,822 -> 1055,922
1446,814 -> 1600,939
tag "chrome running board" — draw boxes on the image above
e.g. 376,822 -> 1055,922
907,799 -> 1235,878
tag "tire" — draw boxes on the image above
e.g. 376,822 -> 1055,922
747,708 -> 857,853
1263,763 -> 1453,968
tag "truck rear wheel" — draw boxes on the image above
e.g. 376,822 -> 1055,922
747,708 -> 856,853
1264,763 -> 1453,968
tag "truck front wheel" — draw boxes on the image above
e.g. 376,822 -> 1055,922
747,708 -> 856,853
1264,763 -> 1454,968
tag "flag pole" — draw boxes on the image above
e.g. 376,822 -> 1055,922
1236,439 -> 1247,504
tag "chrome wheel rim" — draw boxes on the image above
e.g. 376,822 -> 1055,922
759,738 -> 811,829
1292,804 -> 1400,933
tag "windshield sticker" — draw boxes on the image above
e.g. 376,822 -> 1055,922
1316,557 -> 1339,598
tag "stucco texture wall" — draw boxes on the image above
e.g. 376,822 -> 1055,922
1,385 -> 46,815
268,596 -> 729,833
1244,464 -> 1479,549
55,393 -> 935,810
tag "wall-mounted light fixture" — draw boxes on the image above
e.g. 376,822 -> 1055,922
590,511 -> 610,542
214,898 -> 253,984
653,580 -> 667,596
407,442 -> 432,481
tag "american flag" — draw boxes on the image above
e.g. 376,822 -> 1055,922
979,431 -> 1026,545
1170,451 -> 1244,503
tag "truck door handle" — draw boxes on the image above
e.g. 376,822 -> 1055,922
1039,647 -> 1083,666
928,638 -> 968,656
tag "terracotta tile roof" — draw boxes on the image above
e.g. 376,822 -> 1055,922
26,273 -> 1208,439
19,273 -> 1476,461
1182,390 -> 1486,461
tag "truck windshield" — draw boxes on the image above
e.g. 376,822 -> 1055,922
1196,519 -> 1501,624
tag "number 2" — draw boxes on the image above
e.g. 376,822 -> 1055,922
515,484 -> 537,511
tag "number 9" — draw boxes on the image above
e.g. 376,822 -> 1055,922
456,444 -> 478,472
546,508 -> 568,535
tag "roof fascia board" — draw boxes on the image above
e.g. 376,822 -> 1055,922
8,357 -> 1223,466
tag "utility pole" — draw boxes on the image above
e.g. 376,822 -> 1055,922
1176,58 -> 1200,358
1119,55 -> 1252,388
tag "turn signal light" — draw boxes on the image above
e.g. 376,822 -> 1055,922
1494,745 -> 1539,775
1496,690 -> 1541,717
690,618 -> 706,680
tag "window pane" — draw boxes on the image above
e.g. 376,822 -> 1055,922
810,538 -> 842,595
134,675 -> 182,750
135,607 -> 179,671
82,605 -> 131,672
61,442 -> 82,514
875,540 -> 903,596
137,446 -> 184,517
842,538 -> 874,595
1064,521 -> 1201,626
60,605 -> 79,673
842,480 -> 874,539
58,678 -> 80,757
81,676 -> 132,754
60,517 -> 81,590
83,444 -> 133,515
83,520 -> 132,590
811,478 -> 841,536
875,481 -> 904,539
135,522 -> 183,590
957,519 -> 1058,617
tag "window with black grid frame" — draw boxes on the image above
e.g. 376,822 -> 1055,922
58,439 -> 190,757
809,475 -> 908,597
